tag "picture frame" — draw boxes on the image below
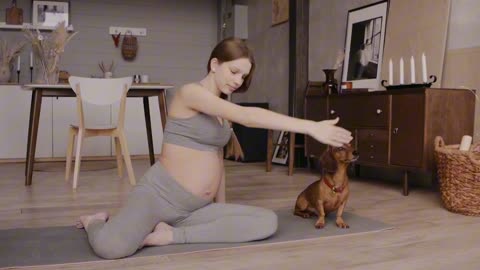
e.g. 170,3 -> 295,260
272,0 -> 289,26
341,1 -> 388,91
272,131 -> 289,165
32,1 -> 70,27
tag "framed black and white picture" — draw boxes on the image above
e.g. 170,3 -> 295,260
341,1 -> 388,91
272,131 -> 289,165
32,1 -> 70,27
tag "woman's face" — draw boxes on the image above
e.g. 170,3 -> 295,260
211,58 -> 252,95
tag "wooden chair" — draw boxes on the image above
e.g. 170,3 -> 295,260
65,76 -> 135,189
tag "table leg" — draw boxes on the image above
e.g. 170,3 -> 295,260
25,91 -> 36,176
25,90 -> 43,186
143,97 -> 155,166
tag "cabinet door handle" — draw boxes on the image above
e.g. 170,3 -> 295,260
370,145 -> 374,148
330,110 -> 336,115
393,128 -> 399,134
370,155 -> 374,159
376,109 -> 382,114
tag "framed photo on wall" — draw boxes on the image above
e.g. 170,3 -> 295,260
272,131 -> 289,165
272,0 -> 289,26
341,1 -> 388,91
32,1 -> 70,27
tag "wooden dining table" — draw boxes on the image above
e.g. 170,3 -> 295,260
22,83 -> 174,186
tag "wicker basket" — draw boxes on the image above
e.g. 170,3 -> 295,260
434,136 -> 480,216
121,31 -> 138,61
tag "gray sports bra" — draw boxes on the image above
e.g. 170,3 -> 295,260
163,113 -> 232,151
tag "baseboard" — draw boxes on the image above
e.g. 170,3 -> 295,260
0,154 -> 158,164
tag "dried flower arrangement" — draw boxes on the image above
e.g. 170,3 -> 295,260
23,22 -> 78,84
0,39 -> 25,64
332,49 -> 345,70
0,39 -> 25,83
99,60 -> 115,78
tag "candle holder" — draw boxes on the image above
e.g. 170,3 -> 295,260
381,75 -> 437,90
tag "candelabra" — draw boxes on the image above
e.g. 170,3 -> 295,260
381,75 -> 437,90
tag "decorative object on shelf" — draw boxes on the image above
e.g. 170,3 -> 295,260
99,60 -> 114,78
272,0 -> 288,26
121,31 -> 137,61
0,39 -> 25,83
322,69 -> 338,95
111,32 -> 121,48
341,1 -> 388,91
32,1 -> 70,28
5,0 -> 23,25
24,22 -> 78,84
58,70 -> 69,83
381,75 -> 437,90
29,51 -> 33,82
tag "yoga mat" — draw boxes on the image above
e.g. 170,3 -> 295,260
0,209 -> 392,268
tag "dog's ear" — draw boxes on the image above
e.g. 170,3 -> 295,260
320,146 -> 337,173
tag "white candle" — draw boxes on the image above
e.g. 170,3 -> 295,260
399,57 -> 404,84
410,56 -> 415,83
30,52 -> 33,67
422,52 -> 427,82
17,56 -> 21,71
388,58 -> 393,85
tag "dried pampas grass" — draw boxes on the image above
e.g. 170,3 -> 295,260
0,39 -> 26,65
333,49 -> 345,70
23,22 -> 77,83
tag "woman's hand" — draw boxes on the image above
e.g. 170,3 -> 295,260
308,117 -> 352,147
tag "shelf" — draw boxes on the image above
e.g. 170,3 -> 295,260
0,22 -> 74,31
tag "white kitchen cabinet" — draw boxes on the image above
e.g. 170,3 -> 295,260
0,85 -> 52,159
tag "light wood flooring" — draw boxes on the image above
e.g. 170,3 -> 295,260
0,160 -> 479,270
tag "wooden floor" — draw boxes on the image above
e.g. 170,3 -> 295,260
0,160 -> 479,269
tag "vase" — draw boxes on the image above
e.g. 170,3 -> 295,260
0,63 -> 12,83
35,65 -> 59,84
322,69 -> 338,95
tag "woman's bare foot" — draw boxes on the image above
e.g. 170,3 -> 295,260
76,212 -> 109,229
142,222 -> 174,247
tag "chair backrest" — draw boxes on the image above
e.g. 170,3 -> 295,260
68,76 -> 133,129
68,76 -> 133,105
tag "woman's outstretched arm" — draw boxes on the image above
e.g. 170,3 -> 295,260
178,84 -> 352,147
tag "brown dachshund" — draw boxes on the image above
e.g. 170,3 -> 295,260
294,144 -> 358,229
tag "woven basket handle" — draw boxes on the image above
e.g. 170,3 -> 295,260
434,136 -> 445,150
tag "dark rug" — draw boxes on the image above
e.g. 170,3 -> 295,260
0,209 -> 392,268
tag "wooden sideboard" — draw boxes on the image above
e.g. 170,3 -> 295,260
304,86 -> 476,195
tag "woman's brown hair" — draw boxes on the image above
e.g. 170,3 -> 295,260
207,37 -> 255,160
207,37 -> 255,94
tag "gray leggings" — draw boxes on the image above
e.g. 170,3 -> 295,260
85,162 -> 278,259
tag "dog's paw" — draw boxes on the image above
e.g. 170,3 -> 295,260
314,222 -> 325,229
336,221 -> 350,229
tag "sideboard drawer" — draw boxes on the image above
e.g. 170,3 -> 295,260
357,129 -> 389,164
329,95 -> 389,128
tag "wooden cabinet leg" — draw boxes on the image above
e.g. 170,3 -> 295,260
266,129 -> 273,172
288,132 -> 295,176
403,171 -> 409,196
354,164 -> 360,177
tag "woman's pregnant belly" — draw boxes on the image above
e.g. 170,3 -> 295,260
159,143 -> 223,201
